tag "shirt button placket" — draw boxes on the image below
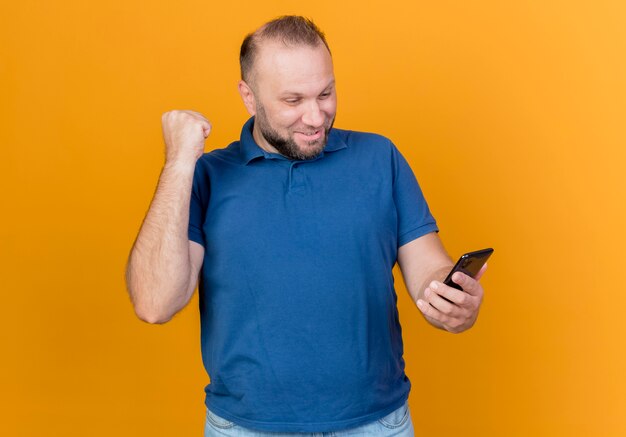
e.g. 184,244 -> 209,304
288,161 -> 306,194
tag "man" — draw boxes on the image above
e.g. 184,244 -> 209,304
126,15 -> 487,436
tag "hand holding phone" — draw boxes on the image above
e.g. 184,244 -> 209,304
418,248 -> 493,333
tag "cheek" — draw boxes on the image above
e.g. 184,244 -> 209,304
261,100 -> 297,125
276,108 -> 305,128
320,97 -> 337,116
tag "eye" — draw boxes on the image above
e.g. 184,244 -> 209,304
284,98 -> 301,104
318,92 -> 331,99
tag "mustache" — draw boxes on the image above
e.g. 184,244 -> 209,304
293,118 -> 335,134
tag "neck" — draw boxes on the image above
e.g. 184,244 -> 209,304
252,122 -> 281,155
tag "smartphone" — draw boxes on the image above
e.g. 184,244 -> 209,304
443,248 -> 494,291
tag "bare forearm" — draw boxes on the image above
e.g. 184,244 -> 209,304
397,233 -> 456,331
126,160 -> 196,323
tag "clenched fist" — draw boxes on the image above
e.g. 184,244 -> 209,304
161,110 -> 212,164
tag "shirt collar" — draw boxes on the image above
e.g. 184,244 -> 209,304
239,116 -> 347,165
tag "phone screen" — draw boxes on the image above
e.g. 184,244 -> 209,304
443,248 -> 494,291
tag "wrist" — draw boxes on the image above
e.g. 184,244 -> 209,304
164,157 -> 197,173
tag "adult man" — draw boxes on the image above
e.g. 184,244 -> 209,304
126,15 -> 487,436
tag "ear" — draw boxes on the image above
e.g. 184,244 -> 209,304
238,80 -> 257,116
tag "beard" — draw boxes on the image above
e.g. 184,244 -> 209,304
255,103 -> 335,161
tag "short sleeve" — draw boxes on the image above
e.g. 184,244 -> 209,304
188,159 -> 210,248
391,141 -> 439,247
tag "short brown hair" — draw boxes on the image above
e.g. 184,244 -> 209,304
239,15 -> 331,84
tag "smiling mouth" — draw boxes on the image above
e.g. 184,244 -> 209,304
296,129 -> 323,140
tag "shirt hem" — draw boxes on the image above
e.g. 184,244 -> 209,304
205,393 -> 410,433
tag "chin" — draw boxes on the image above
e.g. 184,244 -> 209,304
299,140 -> 325,152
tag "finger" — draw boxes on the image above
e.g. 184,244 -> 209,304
416,298 -> 450,325
430,281 -> 471,307
424,285 -> 461,317
186,110 -> 211,124
474,262 -> 488,281
451,272 -> 483,297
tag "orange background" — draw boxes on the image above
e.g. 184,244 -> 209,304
2,0 -> 625,435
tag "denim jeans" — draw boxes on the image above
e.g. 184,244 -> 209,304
204,400 -> 414,436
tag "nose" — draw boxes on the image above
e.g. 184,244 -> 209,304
301,100 -> 324,127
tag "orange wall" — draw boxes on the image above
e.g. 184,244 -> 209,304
2,0 -> 625,435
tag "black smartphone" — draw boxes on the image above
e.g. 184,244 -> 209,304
443,248 -> 494,291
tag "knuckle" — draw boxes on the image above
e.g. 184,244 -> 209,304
469,296 -> 479,309
448,320 -> 462,331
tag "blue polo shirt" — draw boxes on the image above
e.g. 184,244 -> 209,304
188,117 -> 438,433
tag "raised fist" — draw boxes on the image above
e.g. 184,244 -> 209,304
161,110 -> 212,164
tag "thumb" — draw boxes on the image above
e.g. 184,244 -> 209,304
200,121 -> 212,138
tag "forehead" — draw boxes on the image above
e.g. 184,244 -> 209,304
253,41 -> 334,95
